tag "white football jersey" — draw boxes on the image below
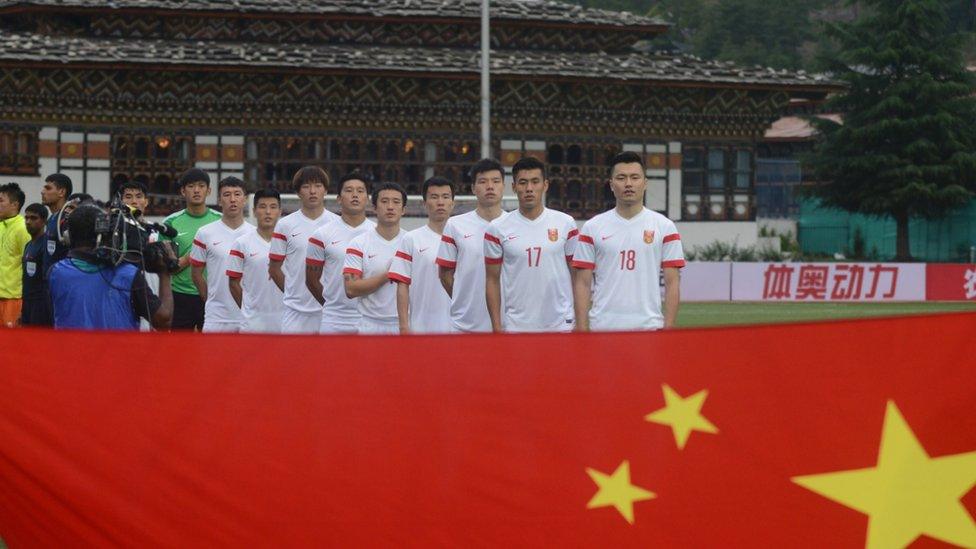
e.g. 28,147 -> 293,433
571,208 -> 685,330
226,230 -> 283,333
343,228 -> 404,323
484,208 -> 578,332
388,225 -> 452,334
435,209 -> 509,332
269,209 -> 339,313
306,217 -> 376,325
189,219 -> 255,325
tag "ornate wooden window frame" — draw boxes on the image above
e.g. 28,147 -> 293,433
682,144 -> 755,221
0,129 -> 39,176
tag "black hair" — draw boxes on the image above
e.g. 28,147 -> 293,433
119,179 -> 148,196
253,187 -> 281,208
66,203 -> 103,248
470,158 -> 504,181
338,170 -> 371,194
609,151 -> 645,175
0,182 -> 25,211
45,173 -> 73,197
422,176 -> 455,200
512,156 -> 547,181
25,202 -> 48,220
178,167 -> 210,188
292,165 -> 330,193
68,193 -> 94,204
217,176 -> 247,193
371,182 -> 407,207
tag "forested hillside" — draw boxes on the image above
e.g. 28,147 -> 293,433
567,0 -> 976,70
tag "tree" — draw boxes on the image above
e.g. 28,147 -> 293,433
808,0 -> 976,260
566,0 -> 976,71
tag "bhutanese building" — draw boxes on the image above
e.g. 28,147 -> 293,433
0,0 -> 840,246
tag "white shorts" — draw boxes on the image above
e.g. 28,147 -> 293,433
241,313 -> 282,333
281,308 -> 320,334
202,320 -> 241,333
450,324 -> 469,334
449,323 -> 491,334
503,323 -> 573,334
320,316 -> 360,334
358,317 -> 399,335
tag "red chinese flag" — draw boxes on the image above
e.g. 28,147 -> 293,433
1,313 -> 975,547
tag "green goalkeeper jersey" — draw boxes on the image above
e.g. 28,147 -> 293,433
162,207 -> 221,295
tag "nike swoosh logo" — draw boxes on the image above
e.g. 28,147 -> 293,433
368,254 -> 378,259
212,242 -> 221,246
291,233 -> 301,237
249,253 -> 259,257
419,247 -> 430,253
177,232 -> 188,237
331,240 -> 342,245
602,235 -> 614,240
507,235 -> 518,240
463,234 -> 473,239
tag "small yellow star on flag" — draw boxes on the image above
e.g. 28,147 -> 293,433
793,400 -> 976,549
644,384 -> 718,450
585,460 -> 655,525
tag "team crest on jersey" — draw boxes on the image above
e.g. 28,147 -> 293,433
548,228 -> 559,242
644,229 -> 655,244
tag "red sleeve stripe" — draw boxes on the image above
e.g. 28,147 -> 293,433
189,257 -> 206,267
346,248 -> 364,257
309,237 -> 325,248
567,228 -> 579,239
435,258 -> 457,269
572,260 -> 596,270
192,239 -> 206,249
441,235 -> 456,246
484,233 -> 501,245
342,267 -> 363,276
306,258 -> 325,267
225,270 -> 243,279
388,272 -> 411,285
272,232 -> 287,241
395,251 -> 413,262
485,257 -> 503,265
229,249 -> 245,258
269,253 -> 286,261
662,259 -> 686,268
663,233 -> 681,243
579,234 -> 595,244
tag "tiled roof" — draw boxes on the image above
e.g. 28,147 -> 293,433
0,32 -> 838,89
0,0 -> 669,29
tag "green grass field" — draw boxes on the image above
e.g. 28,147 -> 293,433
676,301 -> 976,328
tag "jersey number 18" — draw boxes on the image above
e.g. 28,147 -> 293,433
619,250 -> 636,271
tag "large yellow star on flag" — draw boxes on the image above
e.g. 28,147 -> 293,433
585,460 -> 655,524
793,400 -> 976,549
644,384 -> 718,449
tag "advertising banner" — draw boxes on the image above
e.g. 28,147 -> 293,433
674,262 -> 732,301
731,263 -> 927,302
926,263 -> 976,301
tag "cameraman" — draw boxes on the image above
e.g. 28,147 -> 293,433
118,179 -> 159,331
48,204 -> 174,330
